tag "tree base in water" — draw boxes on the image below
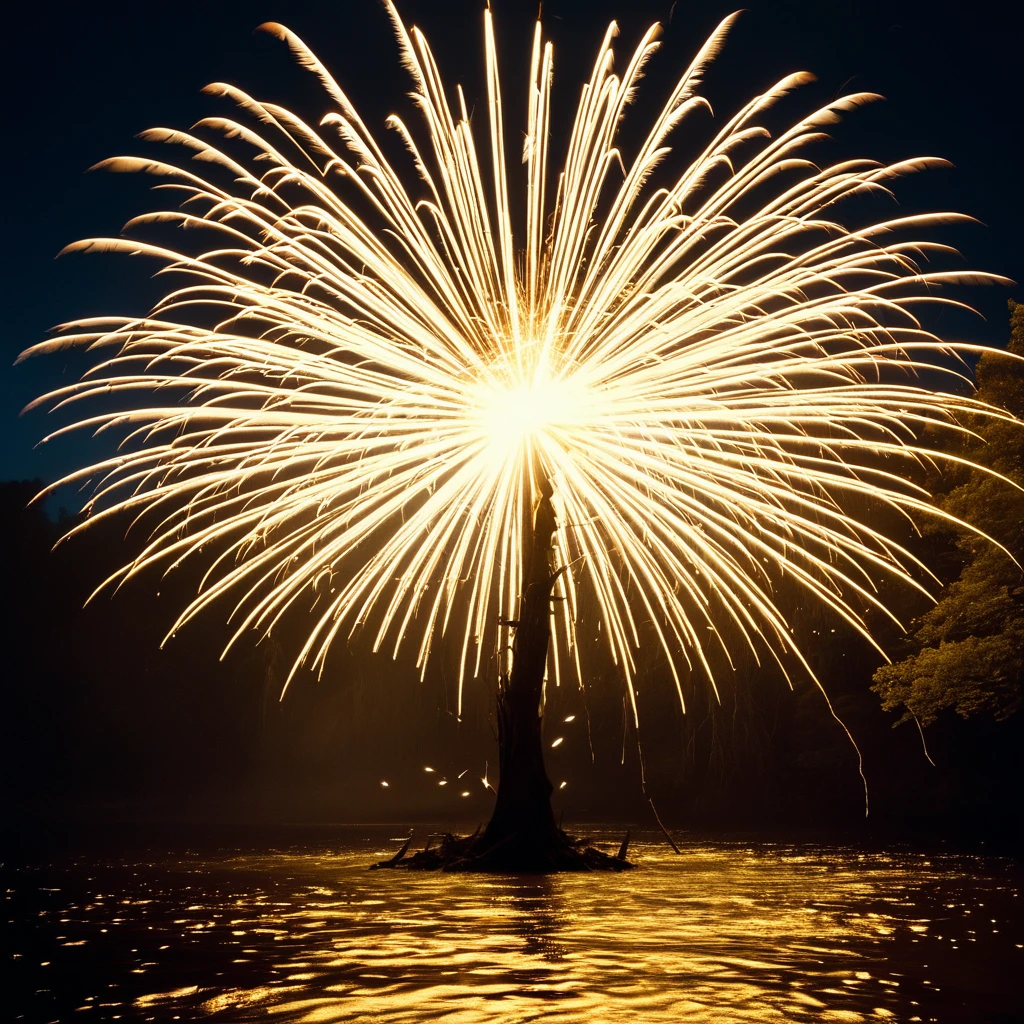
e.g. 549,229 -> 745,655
370,483 -> 638,876
371,827 -> 635,873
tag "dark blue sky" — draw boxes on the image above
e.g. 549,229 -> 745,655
4,0 -> 1022,488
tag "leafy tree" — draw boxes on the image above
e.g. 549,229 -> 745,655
872,302 -> 1024,725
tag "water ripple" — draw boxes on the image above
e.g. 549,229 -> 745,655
6,831 -> 1022,1022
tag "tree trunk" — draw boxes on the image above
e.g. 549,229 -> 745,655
373,475 -> 634,871
479,474 -> 565,869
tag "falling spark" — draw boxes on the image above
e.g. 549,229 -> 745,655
559,781 -> 568,790
457,771 -> 469,780
380,781 -> 389,788
423,767 -> 435,773
564,715 -> 576,723
438,779 -> 448,786
23,5 -> 1017,746
461,791 -> 471,798
480,759 -> 495,792
551,738 -> 564,749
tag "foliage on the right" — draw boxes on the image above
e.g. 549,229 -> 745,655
873,301 -> 1024,726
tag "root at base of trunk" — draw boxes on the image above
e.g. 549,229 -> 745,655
371,827 -> 635,872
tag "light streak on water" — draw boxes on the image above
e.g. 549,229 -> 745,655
6,829 -> 1021,1022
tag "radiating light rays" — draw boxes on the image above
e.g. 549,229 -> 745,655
470,354 -> 591,473
22,5 -> 1016,729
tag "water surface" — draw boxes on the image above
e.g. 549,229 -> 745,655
7,828 -> 1022,1022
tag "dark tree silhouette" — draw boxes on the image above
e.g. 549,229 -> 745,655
873,302 -> 1024,725
376,478 -> 633,871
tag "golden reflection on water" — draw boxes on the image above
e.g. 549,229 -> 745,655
9,834 -> 1022,1023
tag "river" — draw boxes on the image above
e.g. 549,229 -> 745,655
6,827 -> 1022,1022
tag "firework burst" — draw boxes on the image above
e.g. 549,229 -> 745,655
23,5 -> 1014,733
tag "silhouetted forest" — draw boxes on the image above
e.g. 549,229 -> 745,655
3,457 -> 1020,850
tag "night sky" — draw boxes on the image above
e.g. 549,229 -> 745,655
4,0 -> 1023,486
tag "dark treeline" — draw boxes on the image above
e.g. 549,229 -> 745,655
2,466 -> 1019,852
4,308 -> 1023,848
